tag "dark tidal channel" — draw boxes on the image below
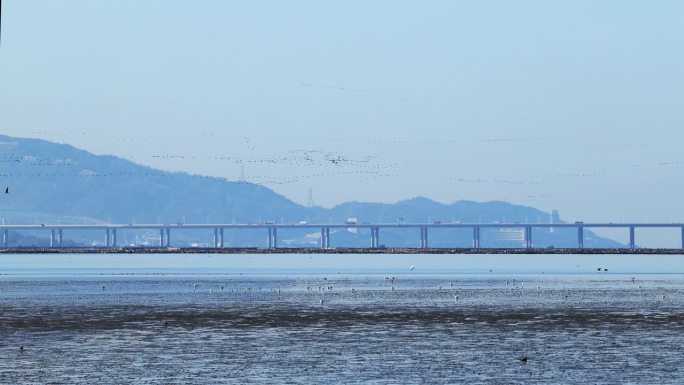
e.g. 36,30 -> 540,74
1,274 -> 684,384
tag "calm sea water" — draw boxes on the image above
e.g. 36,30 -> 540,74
2,254 -> 684,384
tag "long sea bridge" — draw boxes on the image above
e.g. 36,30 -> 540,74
2,222 -> 684,250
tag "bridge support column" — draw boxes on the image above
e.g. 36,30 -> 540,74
58,229 -> 63,246
112,229 -> 117,247
370,227 -> 379,248
473,227 -> 480,249
213,228 -> 219,248
370,228 -> 375,248
2,229 -> 7,247
105,228 -> 110,247
629,226 -> 635,250
160,228 -> 165,247
50,229 -> 55,247
577,226 -> 584,249
423,226 -> 430,249
424,227 -> 428,248
324,228 -> 330,248
525,226 -> 532,249
321,228 -> 330,249
219,228 -> 224,248
321,228 -> 325,248
271,227 -> 277,249
420,226 -> 428,248
681,227 -> 684,250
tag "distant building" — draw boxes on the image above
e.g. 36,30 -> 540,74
550,209 -> 560,233
347,217 -> 358,234
490,228 -> 525,245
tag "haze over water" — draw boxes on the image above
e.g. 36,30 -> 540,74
2,254 -> 684,384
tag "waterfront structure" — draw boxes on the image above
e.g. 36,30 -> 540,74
1,222 -> 684,250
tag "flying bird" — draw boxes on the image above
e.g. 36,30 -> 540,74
4,187 -> 8,194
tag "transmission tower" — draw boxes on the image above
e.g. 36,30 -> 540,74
239,163 -> 246,182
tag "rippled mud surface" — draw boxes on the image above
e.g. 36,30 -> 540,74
2,273 -> 684,384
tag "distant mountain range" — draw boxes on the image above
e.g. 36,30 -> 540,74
0,135 -> 622,248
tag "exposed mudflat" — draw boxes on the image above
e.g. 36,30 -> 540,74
1,272 -> 684,384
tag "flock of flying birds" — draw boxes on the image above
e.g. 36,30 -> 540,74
0,0 -> 661,202
447,178 -> 545,185
0,80 -> 658,197
0,150 -> 403,186
0,135 -> 663,198
300,82 -> 372,94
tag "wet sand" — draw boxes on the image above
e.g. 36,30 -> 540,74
1,273 -> 684,384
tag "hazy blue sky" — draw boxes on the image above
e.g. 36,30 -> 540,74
1,0 -> 684,229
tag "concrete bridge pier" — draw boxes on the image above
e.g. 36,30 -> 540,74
324,227 -> 331,248
50,229 -> 55,247
2,229 -> 7,247
681,227 -> 684,249
420,226 -> 428,248
166,228 -> 171,247
525,226 -> 533,249
320,228 -> 325,248
370,228 -> 374,248
320,227 -> 331,249
272,227 -> 277,248
213,228 -> 219,248
105,228 -> 111,247
267,228 -> 272,248
370,227 -> 380,248
267,227 -> 278,249
112,229 -> 117,247
326,228 -> 330,248
159,228 -> 165,247
472,227 -> 481,249
58,229 -> 63,246
577,226 -> 584,249
219,228 -> 224,248
629,226 -> 636,250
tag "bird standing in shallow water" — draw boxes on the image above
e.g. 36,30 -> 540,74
4,187 -> 8,194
